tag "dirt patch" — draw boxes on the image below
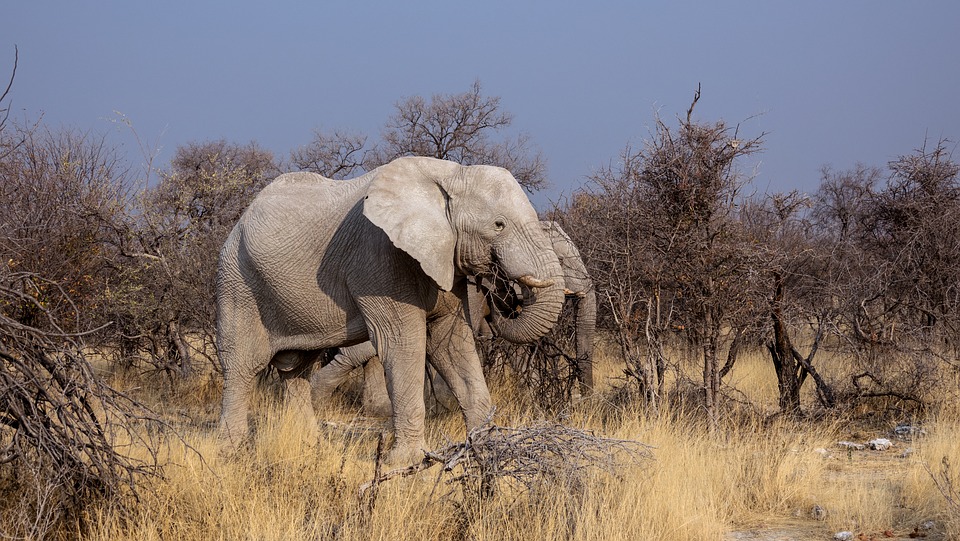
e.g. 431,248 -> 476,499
726,431 -> 947,541
726,526 -> 826,540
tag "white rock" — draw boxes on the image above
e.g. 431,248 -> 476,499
868,438 -> 893,450
834,531 -> 854,540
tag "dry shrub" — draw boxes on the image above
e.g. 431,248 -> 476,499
479,297 -> 584,411
908,409 -> 960,539
0,273 -> 163,539
360,418 -> 650,503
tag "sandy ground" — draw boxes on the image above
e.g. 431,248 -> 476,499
724,439 -> 947,541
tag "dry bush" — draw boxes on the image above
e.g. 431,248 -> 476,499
296,80 -> 547,192
0,272 -> 162,539
809,142 -> 960,416
0,124 -> 130,335
102,139 -> 279,378
479,295 -> 585,410
556,89 -> 766,425
374,80 -> 546,192
354,418 -> 651,540
359,418 -> 650,505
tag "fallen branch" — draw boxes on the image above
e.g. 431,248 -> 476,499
358,418 -> 652,503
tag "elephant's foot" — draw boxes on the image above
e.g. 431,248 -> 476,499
383,437 -> 427,466
287,415 -> 320,448
215,426 -> 251,459
463,405 -> 496,433
216,415 -> 249,448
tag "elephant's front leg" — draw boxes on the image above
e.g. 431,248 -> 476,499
365,310 -> 429,464
426,313 -> 494,431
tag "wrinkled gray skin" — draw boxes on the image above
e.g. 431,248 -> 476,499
216,157 -> 565,463
312,221 -> 597,416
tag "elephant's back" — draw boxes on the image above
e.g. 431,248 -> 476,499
236,172 -> 366,280
243,172 -> 369,240
225,171 -> 372,340
256,171 -> 369,203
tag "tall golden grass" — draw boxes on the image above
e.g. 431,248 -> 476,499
56,347 -> 960,539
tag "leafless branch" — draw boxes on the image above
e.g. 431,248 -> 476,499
359,418 -> 652,504
0,45 -> 17,132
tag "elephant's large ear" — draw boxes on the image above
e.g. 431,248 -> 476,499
363,158 -> 457,291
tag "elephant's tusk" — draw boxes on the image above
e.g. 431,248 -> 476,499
517,275 -> 555,289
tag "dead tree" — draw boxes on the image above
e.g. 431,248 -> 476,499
559,87 -> 765,425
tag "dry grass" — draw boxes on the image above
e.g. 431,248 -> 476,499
25,344 -> 958,540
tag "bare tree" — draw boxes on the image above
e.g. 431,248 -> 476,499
558,150 -> 671,411
741,192 -> 836,414
0,125 -> 130,335
834,140 -> 960,409
371,80 -> 547,191
290,128 -> 368,179
812,163 -> 882,244
0,272 -> 162,538
796,142 -> 960,413
289,81 -> 546,191
105,139 -> 279,377
0,79 -> 161,536
0,46 -> 19,161
559,89 -> 765,425
862,140 -> 960,338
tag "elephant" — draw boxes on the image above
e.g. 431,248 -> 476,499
215,156 -> 566,463
311,221 -> 597,417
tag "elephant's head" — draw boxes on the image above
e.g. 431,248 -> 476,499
362,157 -> 565,342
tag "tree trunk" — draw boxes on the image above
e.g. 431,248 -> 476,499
769,276 -> 802,415
702,309 -> 720,431
167,320 -> 192,379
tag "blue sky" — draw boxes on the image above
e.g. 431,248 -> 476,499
6,2 -> 959,209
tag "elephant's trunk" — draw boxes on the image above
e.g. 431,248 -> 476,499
488,223 -> 566,344
576,288 -> 597,393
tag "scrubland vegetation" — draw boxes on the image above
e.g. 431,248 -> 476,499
40,348 -> 960,541
2,53 -> 959,539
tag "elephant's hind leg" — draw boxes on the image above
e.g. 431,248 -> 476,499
426,313 -> 493,431
218,359 -> 261,449
216,313 -> 270,450
278,353 -> 322,446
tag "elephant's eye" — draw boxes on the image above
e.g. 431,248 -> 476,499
494,220 -> 506,231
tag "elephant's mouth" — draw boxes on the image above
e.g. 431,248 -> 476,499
484,274 -> 572,320
487,281 -> 524,320
484,273 -> 550,321
481,248 -> 566,344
